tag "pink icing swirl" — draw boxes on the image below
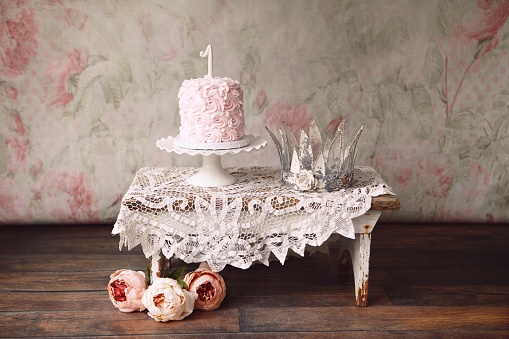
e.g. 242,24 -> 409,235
202,130 -> 223,143
212,114 -> 228,128
228,114 -> 242,128
224,97 -> 240,113
221,127 -> 239,142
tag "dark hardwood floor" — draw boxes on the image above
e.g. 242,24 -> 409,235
0,223 -> 508,338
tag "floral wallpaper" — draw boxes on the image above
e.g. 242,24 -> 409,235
1,0 -> 508,224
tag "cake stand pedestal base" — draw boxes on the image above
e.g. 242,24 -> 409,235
187,154 -> 236,187
156,134 -> 267,188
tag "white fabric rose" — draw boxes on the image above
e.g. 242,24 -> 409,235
142,278 -> 198,322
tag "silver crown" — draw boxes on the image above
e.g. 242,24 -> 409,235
266,119 -> 364,192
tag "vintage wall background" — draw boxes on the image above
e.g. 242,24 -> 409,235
1,0 -> 508,224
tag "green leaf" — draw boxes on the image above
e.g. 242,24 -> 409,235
50,145 -> 71,168
410,84 -> 434,139
370,84 -> 388,121
494,113 -> 509,144
77,75 -> 105,120
101,77 -> 122,109
388,83 -> 412,117
87,54 -> 108,67
177,279 -> 187,289
169,265 -> 186,280
474,37 -> 494,60
116,57 -> 132,83
441,110 -> 487,156
79,142 -> 96,172
423,45 -> 444,89
326,83 -> 345,117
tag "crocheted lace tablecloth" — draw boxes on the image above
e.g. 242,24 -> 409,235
112,166 -> 394,271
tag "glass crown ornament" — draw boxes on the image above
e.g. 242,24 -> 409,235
265,119 -> 364,192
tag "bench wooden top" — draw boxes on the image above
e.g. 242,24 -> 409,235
370,194 -> 400,211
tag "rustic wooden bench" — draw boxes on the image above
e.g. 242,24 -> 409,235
113,167 -> 400,307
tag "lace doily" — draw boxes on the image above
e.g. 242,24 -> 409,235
112,166 -> 394,271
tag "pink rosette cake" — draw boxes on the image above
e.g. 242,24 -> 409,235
177,75 -> 246,148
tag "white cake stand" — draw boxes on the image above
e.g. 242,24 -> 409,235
156,134 -> 267,187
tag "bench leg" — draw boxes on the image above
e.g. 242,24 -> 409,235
340,233 -> 372,306
149,250 -> 171,284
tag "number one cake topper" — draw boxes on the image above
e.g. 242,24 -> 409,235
200,45 -> 213,77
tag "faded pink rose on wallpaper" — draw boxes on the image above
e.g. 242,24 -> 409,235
0,0 -> 38,78
3,111 -> 29,174
35,168 -> 99,222
263,102 -> 314,133
43,48 -> 88,107
0,0 -> 508,224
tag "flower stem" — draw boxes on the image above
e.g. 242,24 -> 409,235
448,57 -> 476,118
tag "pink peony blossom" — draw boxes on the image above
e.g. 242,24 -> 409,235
108,269 -> 147,313
142,278 -> 197,322
184,262 -> 226,311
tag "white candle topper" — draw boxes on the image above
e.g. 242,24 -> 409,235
200,45 -> 213,77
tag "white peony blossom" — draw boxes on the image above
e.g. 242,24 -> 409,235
142,278 -> 198,322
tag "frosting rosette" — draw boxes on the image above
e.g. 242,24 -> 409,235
228,113 -> 243,128
142,278 -> 198,322
221,127 -> 239,142
202,129 -> 223,143
224,96 -> 241,113
211,114 -> 229,128
178,75 -> 245,144
204,93 -> 225,114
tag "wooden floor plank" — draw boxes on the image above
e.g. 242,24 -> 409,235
67,331 -> 509,338
386,267 -> 509,286
240,306 -> 509,332
0,291 -> 112,312
0,309 -> 240,337
383,285 -> 509,306
0,253 -> 149,272
0,271 -> 110,291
